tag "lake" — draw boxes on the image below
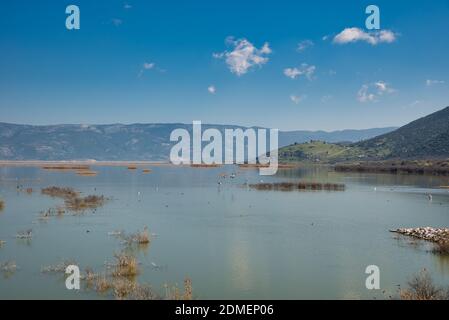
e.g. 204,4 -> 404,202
0,165 -> 448,299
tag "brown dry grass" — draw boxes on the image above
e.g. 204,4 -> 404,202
164,277 -> 194,300
42,165 -> 91,170
65,195 -> 105,211
249,182 -> 345,192
399,269 -> 449,300
127,166 -> 138,170
112,253 -> 139,278
76,170 -> 98,177
41,186 -> 106,212
190,164 -> 221,168
142,169 -> 152,174
41,186 -> 79,199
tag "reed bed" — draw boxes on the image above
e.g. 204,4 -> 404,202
190,164 -> 221,168
76,170 -> 98,177
249,182 -> 345,192
123,227 -> 151,245
41,186 -> 107,212
112,253 -> 139,278
41,186 -> 79,199
65,195 -> 105,211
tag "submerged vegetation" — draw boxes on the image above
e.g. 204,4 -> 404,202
249,182 -> 345,192
0,199 -> 4,211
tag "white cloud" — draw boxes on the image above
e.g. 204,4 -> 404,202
357,81 -> 395,102
333,27 -> 397,45
213,37 -> 272,76
112,18 -> 123,27
297,40 -> 314,52
143,62 -> 155,70
290,94 -> 305,105
208,85 -> 216,94
283,63 -> 316,80
124,3 -> 132,9
321,95 -> 333,103
426,79 -> 445,86
138,62 -> 156,77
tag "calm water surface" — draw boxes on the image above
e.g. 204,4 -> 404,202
0,165 -> 448,299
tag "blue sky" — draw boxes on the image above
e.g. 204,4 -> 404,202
0,0 -> 448,131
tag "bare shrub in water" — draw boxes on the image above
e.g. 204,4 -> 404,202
400,269 -> 449,300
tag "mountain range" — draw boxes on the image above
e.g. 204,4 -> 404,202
0,122 -> 395,161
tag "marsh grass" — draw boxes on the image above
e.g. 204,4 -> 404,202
0,261 -> 18,278
65,195 -> 105,211
124,227 -> 151,245
41,186 -> 107,212
42,165 -> 90,171
41,259 -> 76,274
112,253 -> 139,278
16,229 -> 32,239
190,164 -> 221,168
399,269 -> 449,300
164,277 -> 194,300
42,186 -> 79,199
76,170 -> 98,177
249,182 -> 345,192
142,169 -> 152,174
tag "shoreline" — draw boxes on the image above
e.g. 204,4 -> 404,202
0,160 -> 171,168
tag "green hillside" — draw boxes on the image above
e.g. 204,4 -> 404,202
280,106 -> 449,163
279,141 -> 365,163
354,106 -> 449,158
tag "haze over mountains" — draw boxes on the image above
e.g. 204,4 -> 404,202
0,122 -> 395,161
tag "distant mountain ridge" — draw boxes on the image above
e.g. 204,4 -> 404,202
0,122 -> 395,161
